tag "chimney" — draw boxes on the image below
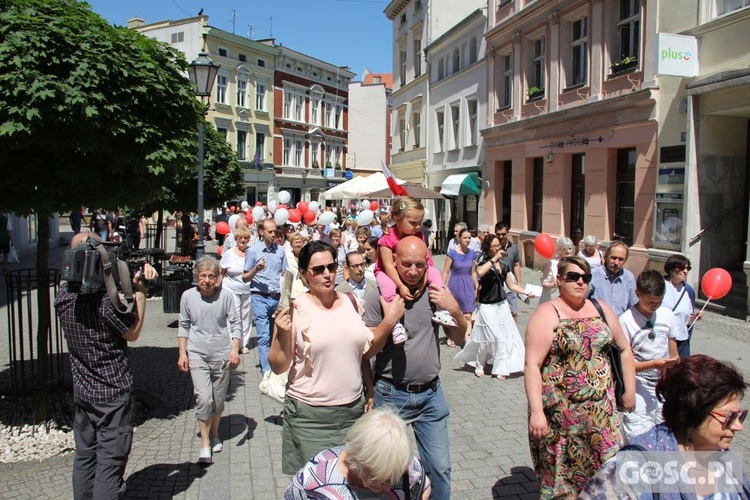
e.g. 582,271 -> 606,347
126,17 -> 145,29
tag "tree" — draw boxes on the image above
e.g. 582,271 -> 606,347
0,0 -> 202,415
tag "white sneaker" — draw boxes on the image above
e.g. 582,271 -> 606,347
391,323 -> 407,345
432,309 -> 457,327
210,438 -> 223,453
198,447 -> 212,464
258,371 -> 271,394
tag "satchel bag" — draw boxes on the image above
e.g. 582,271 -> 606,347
590,298 -> 624,407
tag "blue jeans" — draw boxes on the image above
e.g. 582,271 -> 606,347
374,378 -> 451,500
250,293 -> 279,373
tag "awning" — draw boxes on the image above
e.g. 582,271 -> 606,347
440,172 -> 482,196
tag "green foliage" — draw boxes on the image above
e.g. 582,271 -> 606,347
0,0 -> 201,214
527,86 -> 544,97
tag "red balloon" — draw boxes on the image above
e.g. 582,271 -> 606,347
245,213 -> 254,225
217,245 -> 224,256
215,221 -> 231,235
288,208 -> 302,223
255,201 -> 263,207
701,267 -> 732,300
297,201 -> 308,214
370,201 -> 379,211
534,233 -> 555,259
304,210 -> 317,224
229,206 -> 236,213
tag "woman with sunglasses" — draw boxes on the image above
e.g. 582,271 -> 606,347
219,226 -> 253,353
662,253 -> 703,358
525,255 -> 636,498
269,240 -> 403,475
581,354 -> 750,498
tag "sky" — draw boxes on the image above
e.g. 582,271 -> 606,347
85,0 -> 394,80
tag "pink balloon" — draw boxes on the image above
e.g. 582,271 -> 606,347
534,234 -> 555,259
288,208 -> 302,223
701,267 -> 732,300
229,206 -> 236,213
297,201 -> 308,214
255,201 -> 263,207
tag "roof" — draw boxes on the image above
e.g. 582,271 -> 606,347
363,73 -> 393,89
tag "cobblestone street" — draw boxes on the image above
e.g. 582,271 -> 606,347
1,238 -> 750,499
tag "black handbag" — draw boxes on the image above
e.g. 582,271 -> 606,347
590,298 -> 624,407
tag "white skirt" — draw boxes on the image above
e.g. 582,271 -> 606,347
454,300 -> 525,376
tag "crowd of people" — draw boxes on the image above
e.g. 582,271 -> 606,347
57,197 -> 748,500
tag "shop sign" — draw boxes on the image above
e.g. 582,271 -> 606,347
655,33 -> 699,77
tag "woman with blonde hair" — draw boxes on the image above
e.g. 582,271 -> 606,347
285,407 -> 431,499
579,234 -> 604,268
538,236 -> 576,304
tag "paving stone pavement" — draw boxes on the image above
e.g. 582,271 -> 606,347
2,240 -> 750,499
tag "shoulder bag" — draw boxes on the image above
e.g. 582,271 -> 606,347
591,298 -> 624,407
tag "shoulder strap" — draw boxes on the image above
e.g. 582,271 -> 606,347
94,244 -> 134,314
344,291 -> 358,313
590,298 -> 608,325
671,287 -> 687,312
550,303 -> 561,321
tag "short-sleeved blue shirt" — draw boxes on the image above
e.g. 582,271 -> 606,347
244,241 -> 288,294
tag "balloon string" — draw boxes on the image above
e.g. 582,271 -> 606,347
688,299 -> 710,330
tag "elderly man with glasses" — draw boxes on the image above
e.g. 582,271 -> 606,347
336,251 -> 378,302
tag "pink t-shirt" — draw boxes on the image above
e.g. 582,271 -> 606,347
375,229 -> 435,275
286,293 -> 374,406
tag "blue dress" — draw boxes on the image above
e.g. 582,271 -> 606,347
447,249 -> 477,313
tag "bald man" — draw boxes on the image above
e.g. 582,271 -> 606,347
56,232 -> 156,499
362,236 -> 467,500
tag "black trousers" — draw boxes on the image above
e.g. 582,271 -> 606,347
73,394 -> 133,500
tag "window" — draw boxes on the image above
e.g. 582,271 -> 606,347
256,133 -> 266,161
283,138 -> 291,165
255,81 -> 266,110
294,93 -> 303,121
450,104 -> 460,149
398,112 -> 406,151
437,57 -> 445,80
326,102 -> 333,128
467,99 -> 478,146
570,17 -> 588,86
400,13 -> 406,25
531,157 -> 544,233
718,0 -> 750,15
617,0 -> 640,63
257,58 -> 266,67
216,75 -> 228,104
170,31 -> 184,44
237,79 -> 247,108
236,130 -> 247,160
216,127 -> 228,139
335,104 -> 342,129
614,148 -> 636,244
531,37 -> 546,90
238,53 -> 246,62
218,48 -> 227,57
501,54 -> 512,108
413,38 -> 422,77
284,92 -> 293,119
400,47 -> 407,86
570,153 -> 586,234
294,139 -> 304,166
334,145 -> 342,167
436,110 -> 445,152
325,144 -> 332,166
415,0 -> 422,10
311,141 -> 319,166
311,97 -> 320,124
452,48 -> 460,73
412,110 -> 421,148
469,37 -> 478,64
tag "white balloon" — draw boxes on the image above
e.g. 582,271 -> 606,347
277,190 -> 291,204
361,200 -> 371,211
318,212 -> 336,225
240,201 -> 249,209
274,208 -> 289,225
268,200 -> 278,213
308,201 -> 319,212
357,209 -> 374,226
252,206 -> 265,221
228,214 -> 240,231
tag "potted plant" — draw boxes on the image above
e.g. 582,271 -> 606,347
527,86 -> 545,100
325,161 -> 332,169
312,160 -> 320,169
335,162 -> 341,170
610,55 -> 637,74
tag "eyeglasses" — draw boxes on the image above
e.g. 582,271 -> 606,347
348,262 -> 366,269
198,274 -> 217,281
562,271 -> 592,284
675,266 -> 692,272
709,409 -> 748,430
308,263 -> 338,276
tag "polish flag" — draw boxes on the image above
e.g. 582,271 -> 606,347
381,161 -> 409,197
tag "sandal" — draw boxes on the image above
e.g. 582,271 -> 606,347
446,339 -> 456,348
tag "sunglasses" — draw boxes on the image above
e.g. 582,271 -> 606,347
675,266 -> 692,272
308,263 -> 338,276
710,409 -> 748,430
645,320 -> 655,340
562,271 -> 592,284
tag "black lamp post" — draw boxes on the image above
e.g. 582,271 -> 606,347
187,52 -> 220,259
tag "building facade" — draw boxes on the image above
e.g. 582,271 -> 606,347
347,72 -> 393,175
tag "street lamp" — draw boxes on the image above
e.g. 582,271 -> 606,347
188,52 -> 220,259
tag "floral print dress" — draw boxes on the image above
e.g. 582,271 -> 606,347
529,306 -> 623,498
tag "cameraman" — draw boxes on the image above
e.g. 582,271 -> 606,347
55,232 -> 157,499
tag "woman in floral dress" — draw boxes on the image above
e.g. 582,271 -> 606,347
524,256 -> 636,498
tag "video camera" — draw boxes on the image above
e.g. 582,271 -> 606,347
62,239 -> 163,295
